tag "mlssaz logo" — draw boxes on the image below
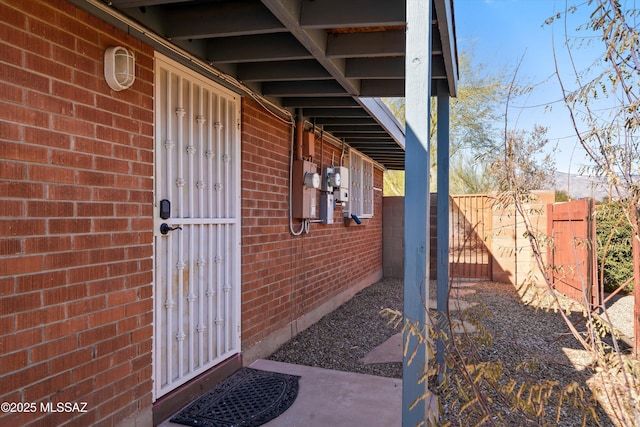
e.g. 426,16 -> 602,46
40,402 -> 89,413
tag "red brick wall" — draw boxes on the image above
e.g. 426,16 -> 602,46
1,0 -> 385,423
241,99 -> 383,349
0,1 -> 154,426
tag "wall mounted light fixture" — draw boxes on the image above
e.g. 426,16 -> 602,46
104,46 -> 135,91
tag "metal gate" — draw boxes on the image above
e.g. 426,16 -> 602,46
449,195 -> 493,280
430,194 -> 493,280
547,199 -> 598,307
153,55 -> 241,399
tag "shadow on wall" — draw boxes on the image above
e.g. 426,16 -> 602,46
382,192 -> 556,285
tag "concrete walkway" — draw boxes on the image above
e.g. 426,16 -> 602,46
160,284 -> 479,427
255,359 -> 402,427
158,359 -> 402,427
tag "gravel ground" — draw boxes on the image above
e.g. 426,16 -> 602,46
604,294 -> 634,341
270,278 -> 404,379
269,277 -> 636,426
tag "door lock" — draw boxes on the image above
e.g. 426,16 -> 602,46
160,199 -> 171,219
160,223 -> 182,235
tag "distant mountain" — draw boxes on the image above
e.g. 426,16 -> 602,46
551,171 -> 613,201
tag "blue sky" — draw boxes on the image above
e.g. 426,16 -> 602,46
454,0 -> 603,173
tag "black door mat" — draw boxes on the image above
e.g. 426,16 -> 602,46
170,367 -> 300,427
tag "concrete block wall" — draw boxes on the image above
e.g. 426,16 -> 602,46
383,196 -> 404,278
491,191 -> 554,286
382,194 -> 438,280
383,191 -> 554,285
0,1 -> 155,425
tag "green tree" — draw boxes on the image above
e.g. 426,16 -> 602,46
554,189 -> 570,202
383,170 -> 404,196
449,154 -> 495,194
382,51 -> 507,195
490,125 -> 557,194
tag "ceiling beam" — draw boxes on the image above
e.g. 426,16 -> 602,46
349,150 -> 403,157
261,0 -> 360,95
299,0 -> 405,28
360,80 -> 405,97
237,60 -> 331,82
357,98 -> 404,148
326,30 -> 405,58
314,118 -> 379,126
301,108 -> 371,117
348,145 -> 403,151
165,0 -> 286,40
281,97 -> 360,107
262,80 -> 349,97
345,57 -> 404,79
331,132 -> 392,139
207,33 -> 312,63
322,125 -> 385,133
434,0 -> 459,95
345,149 -> 404,155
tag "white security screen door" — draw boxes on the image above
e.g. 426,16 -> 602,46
154,54 -> 241,398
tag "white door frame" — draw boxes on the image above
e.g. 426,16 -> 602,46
152,53 -> 242,400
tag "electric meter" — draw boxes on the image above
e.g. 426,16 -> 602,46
330,172 -> 341,188
334,166 -> 349,204
304,172 -> 320,189
321,167 -> 341,191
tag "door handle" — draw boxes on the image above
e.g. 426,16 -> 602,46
160,223 -> 182,235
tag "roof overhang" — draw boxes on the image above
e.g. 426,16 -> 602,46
71,0 -> 458,170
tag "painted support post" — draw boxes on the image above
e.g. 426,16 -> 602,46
436,80 -> 450,375
403,0 -> 433,425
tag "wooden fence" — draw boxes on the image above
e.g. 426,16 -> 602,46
547,199 -> 599,307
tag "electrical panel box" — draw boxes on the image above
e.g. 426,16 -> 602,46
333,166 -> 349,203
303,131 -> 315,158
320,192 -> 334,224
292,159 -> 319,219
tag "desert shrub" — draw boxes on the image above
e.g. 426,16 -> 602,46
595,201 -> 634,293
555,190 -> 570,202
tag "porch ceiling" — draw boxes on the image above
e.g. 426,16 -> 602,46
99,0 -> 458,170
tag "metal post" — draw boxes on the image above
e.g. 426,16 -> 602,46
436,80 -> 450,376
403,0 -> 432,425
